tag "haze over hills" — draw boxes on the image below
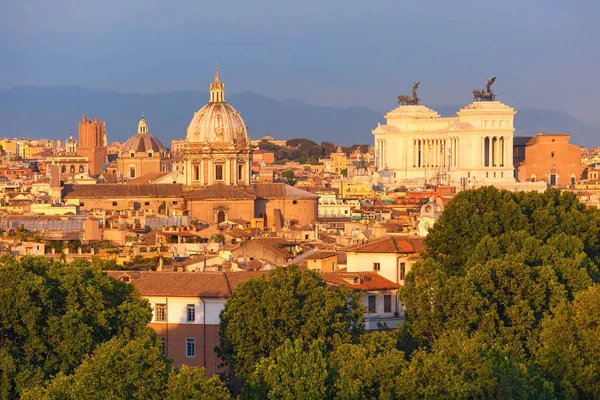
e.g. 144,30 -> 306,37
1,86 -> 598,147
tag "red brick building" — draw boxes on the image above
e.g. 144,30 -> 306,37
515,134 -> 583,186
78,115 -> 108,176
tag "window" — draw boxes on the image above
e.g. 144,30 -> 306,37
373,262 -> 381,271
186,338 -> 195,357
368,295 -> 376,313
187,304 -> 195,322
130,167 -> 136,178
384,295 -> 392,313
148,152 -> 153,158
194,165 -> 199,181
80,202 -> 85,207
292,200 -> 298,205
144,201 -> 150,206
159,337 -> 166,354
399,262 -> 406,280
173,201 -> 178,205
79,165 -> 84,173
238,164 -> 243,180
70,165 -> 75,173
551,152 -> 555,158
130,152 -> 135,158
215,165 -> 223,181
155,303 -> 167,321
122,276 -> 130,283
61,165 -> 66,173
112,201 -> 117,206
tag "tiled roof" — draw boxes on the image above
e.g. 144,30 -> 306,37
305,251 -> 338,260
62,184 -> 184,198
247,183 -> 319,199
321,272 -> 399,291
105,270 -> 267,298
185,184 -> 256,200
99,173 -> 119,184
127,172 -> 171,184
348,236 -> 424,254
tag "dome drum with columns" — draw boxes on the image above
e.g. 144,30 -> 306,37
183,67 -> 251,187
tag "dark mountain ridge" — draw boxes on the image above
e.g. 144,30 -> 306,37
1,86 -> 597,147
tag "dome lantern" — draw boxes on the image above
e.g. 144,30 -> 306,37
138,113 -> 148,134
210,63 -> 225,103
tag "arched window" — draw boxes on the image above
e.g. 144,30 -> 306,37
79,165 -> 84,173
61,165 -> 66,173
70,165 -> 75,173
531,175 -> 536,183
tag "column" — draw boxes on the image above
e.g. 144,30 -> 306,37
487,137 -> 493,167
481,137 -> 486,166
199,159 -> 204,185
455,138 -> 459,167
494,137 -> 499,167
225,158 -> 231,185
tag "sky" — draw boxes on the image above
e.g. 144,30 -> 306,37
1,0 -> 599,125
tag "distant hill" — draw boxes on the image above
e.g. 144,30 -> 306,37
1,86 -> 598,147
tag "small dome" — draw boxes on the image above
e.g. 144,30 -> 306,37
186,67 -> 249,148
122,115 -> 166,154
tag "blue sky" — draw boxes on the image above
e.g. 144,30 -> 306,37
1,0 -> 598,125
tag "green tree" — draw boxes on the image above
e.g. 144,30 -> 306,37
423,187 -> 600,277
0,255 -> 151,398
22,331 -> 171,400
216,265 -> 365,378
210,233 -> 226,243
402,231 -> 596,354
67,239 -> 82,253
329,331 -> 407,400
535,284 -> 600,398
398,331 -> 527,400
166,365 -> 231,400
242,339 -> 329,400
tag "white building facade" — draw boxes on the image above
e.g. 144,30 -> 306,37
373,101 -> 516,186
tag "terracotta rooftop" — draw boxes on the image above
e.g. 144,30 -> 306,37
246,183 -> 319,199
105,270 -> 268,298
348,236 -> 424,254
185,184 -> 256,200
321,272 -> 399,291
127,172 -> 171,184
305,251 -> 338,260
62,184 -> 184,198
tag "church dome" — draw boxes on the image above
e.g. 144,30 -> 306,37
186,67 -> 249,148
122,114 -> 166,153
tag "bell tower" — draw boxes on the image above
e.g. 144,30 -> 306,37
77,115 -> 108,176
